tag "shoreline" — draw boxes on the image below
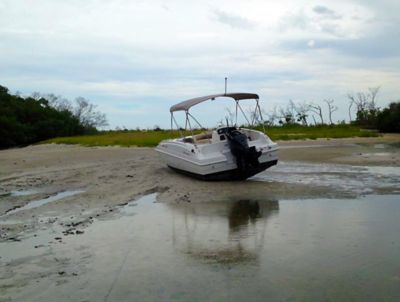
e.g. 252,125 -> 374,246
0,135 -> 399,237
0,135 -> 399,300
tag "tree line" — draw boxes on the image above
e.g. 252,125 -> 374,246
0,85 -> 107,149
258,87 -> 399,132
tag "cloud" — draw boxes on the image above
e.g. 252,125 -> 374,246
282,23 -> 400,59
0,0 -> 399,128
279,4 -> 372,38
212,9 -> 256,30
312,5 -> 342,20
278,9 -> 309,31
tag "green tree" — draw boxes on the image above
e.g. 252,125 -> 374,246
0,85 -> 106,149
376,102 -> 400,133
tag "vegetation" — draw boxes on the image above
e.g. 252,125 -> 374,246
2,84 -> 398,149
0,85 -> 107,149
376,102 -> 400,133
43,124 -> 378,147
264,87 -> 399,134
43,130 -> 188,147
258,124 -> 378,141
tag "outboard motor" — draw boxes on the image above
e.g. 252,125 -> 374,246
226,129 -> 262,173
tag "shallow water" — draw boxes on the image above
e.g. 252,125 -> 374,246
10,189 -> 40,197
1,194 -> 399,301
2,190 -> 84,216
253,161 -> 400,194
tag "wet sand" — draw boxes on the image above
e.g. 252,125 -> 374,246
0,135 -> 399,236
0,135 -> 400,301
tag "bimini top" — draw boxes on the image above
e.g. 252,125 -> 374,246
170,92 -> 259,112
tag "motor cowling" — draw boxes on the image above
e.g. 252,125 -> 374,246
226,129 -> 262,172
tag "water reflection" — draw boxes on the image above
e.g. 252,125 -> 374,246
2,194 -> 400,301
167,199 -> 279,265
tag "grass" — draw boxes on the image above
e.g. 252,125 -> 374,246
43,130 -> 198,147
43,124 -> 379,147
259,124 -> 379,141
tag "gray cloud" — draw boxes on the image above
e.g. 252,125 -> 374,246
279,9 -> 343,37
320,23 -> 343,37
213,9 -> 256,30
281,24 -> 400,59
313,5 -> 342,20
278,10 -> 309,31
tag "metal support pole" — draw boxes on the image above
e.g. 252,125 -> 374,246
187,112 -> 203,129
235,100 -> 238,126
238,103 -> 251,125
185,111 -> 189,131
172,114 -> 182,136
224,77 -> 227,95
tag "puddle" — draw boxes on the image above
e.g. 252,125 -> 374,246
10,189 -> 40,197
252,161 -> 400,194
2,190 -> 84,217
1,193 -> 400,301
0,189 -> 40,198
362,152 -> 392,157
0,227 -> 58,260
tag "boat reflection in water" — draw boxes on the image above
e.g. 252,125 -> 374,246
167,199 -> 279,265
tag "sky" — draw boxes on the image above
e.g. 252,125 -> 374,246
1,0 -> 399,129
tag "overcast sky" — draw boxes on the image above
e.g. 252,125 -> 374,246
1,0 -> 399,128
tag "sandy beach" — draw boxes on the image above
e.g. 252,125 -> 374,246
1,135 -> 400,301
0,134 -> 398,241
1,135 -> 399,220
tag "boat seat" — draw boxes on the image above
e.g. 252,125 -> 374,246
196,138 -> 211,144
194,132 -> 212,140
183,137 -> 194,143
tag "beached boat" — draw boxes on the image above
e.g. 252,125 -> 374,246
155,93 -> 278,180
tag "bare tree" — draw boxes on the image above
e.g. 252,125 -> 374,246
48,94 -> 73,112
347,86 -> 380,123
309,103 -> 324,124
324,99 -> 338,124
293,101 -> 310,125
31,92 -> 73,112
224,107 -> 235,126
265,105 -> 279,126
347,96 -> 355,123
278,101 -> 296,124
368,86 -> 380,110
311,115 -> 317,125
74,97 -> 108,128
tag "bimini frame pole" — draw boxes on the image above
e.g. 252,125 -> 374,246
255,98 -> 266,133
236,101 -> 251,125
235,100 -> 238,126
184,111 -> 189,131
185,110 -> 195,139
234,98 -> 264,129
187,112 -> 203,129
171,112 -> 183,137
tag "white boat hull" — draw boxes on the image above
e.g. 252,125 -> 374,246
155,128 -> 278,180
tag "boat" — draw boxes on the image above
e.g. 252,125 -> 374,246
155,92 -> 278,180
